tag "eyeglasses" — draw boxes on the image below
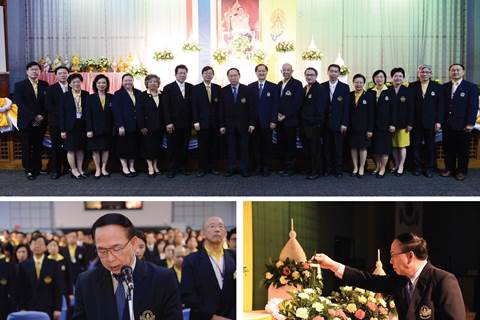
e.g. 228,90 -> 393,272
390,250 -> 410,258
205,224 -> 226,231
96,239 -> 131,257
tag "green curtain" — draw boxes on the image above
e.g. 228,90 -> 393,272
296,0 -> 466,82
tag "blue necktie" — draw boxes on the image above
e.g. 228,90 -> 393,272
405,280 -> 414,305
114,274 -> 126,320
258,83 -> 264,99
232,86 -> 237,103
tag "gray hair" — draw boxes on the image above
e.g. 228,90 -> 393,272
417,64 -> 432,72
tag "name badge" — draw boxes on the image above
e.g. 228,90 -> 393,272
0,278 -> 7,285
431,91 -> 435,96
362,99 -> 367,105
267,92 -> 271,97
308,94 -> 312,99
241,97 -> 246,104
337,96 -> 343,102
419,305 -> 432,319
285,90 -> 292,96
400,96 -> 406,102
460,92 -> 465,98
385,96 -> 389,101
140,310 -> 155,320
44,276 -> 53,284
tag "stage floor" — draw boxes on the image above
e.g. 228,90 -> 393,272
1,169 -> 479,196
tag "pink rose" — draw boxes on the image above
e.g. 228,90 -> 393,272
303,262 -> 311,270
367,301 -> 377,311
312,317 -> 324,320
328,309 -> 336,317
282,267 -> 291,276
354,309 -> 366,319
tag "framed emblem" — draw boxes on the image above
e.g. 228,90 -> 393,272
431,91 -> 435,96
44,276 -> 53,284
400,96 -> 406,102
419,305 -> 432,319
0,278 -> 7,285
267,92 -> 271,97
385,96 -> 389,101
460,92 -> 465,97
362,99 -> 367,105
308,94 -> 312,99
241,97 -> 246,103
140,310 -> 155,320
337,96 -> 343,102
285,90 -> 292,96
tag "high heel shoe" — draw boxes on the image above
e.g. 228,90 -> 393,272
147,172 -> 156,178
122,171 -> 133,177
376,172 -> 385,178
350,171 -> 358,177
71,173 -> 84,180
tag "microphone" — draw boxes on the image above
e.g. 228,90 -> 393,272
121,265 -> 134,291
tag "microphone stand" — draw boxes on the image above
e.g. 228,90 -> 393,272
126,283 -> 134,320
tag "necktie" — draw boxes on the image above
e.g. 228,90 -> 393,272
258,83 -> 263,99
206,85 -> 212,103
305,85 -> 311,97
114,274 -> 126,320
451,82 -> 458,99
405,280 -> 414,305
35,260 -> 42,279
32,81 -> 38,98
232,86 -> 237,103
330,85 -> 334,101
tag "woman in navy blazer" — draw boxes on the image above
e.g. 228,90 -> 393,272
85,74 -> 113,179
59,73 -> 89,179
367,70 -> 396,178
112,74 -> 142,177
137,74 -> 164,177
348,74 -> 374,178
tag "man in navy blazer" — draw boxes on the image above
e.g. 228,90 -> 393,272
441,63 -> 479,181
248,64 -> 279,176
277,63 -> 303,176
314,233 -> 466,320
192,66 -> 222,177
320,64 -> 350,177
409,65 -> 444,178
73,213 -> 182,320
181,216 -> 236,320
219,68 -> 256,177
13,61 -> 49,180
45,66 -> 70,179
16,234 -> 63,319
163,64 -> 194,178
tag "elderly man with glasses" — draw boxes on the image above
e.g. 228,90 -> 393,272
72,213 -> 182,320
313,233 -> 465,320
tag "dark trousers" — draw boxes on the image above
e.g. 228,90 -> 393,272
166,127 -> 190,172
412,128 -> 435,172
49,125 -> 65,174
277,125 -> 297,171
198,127 -> 219,171
324,130 -> 344,174
302,125 -> 324,175
443,128 -> 471,174
252,127 -> 273,171
227,128 -> 249,172
20,124 -> 45,174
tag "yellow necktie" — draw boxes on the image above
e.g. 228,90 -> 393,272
206,86 -> 212,103
32,82 -> 38,98
35,260 -> 42,278
100,97 -> 106,110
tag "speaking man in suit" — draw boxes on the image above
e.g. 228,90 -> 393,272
248,64 -> 279,176
219,68 -> 256,177
163,64 -> 194,178
192,66 -> 222,177
409,65 -> 444,178
314,232 -> 465,320
181,216 -> 236,320
14,61 -> 50,180
320,64 -> 350,177
73,213 -> 182,320
16,234 -> 63,319
277,63 -> 303,176
440,63 -> 479,181
45,66 -> 70,179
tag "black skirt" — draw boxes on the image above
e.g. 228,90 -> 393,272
116,132 -> 139,159
87,134 -> 111,151
141,130 -> 163,159
63,120 -> 86,151
372,130 -> 393,155
349,131 -> 371,149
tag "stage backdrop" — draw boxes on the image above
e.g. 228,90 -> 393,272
21,0 -> 466,87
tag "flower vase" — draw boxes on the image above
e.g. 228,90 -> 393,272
268,283 -> 301,301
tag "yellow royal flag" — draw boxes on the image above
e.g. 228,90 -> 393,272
243,201 -> 253,311
260,0 -> 297,83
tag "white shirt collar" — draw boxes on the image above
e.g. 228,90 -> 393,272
329,80 -> 338,87
409,260 -> 428,287
231,84 -> 239,90
176,80 -> 185,88
203,82 -> 211,88
453,79 -> 463,86
258,80 -> 266,86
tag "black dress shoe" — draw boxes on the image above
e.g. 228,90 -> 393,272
196,171 -> 206,177
183,170 -> 192,176
93,174 -> 101,179
335,172 -> 343,178
281,170 -> 295,177
424,171 -> 433,178
350,172 -> 358,177
412,170 -> 421,176
50,172 -> 60,180
241,171 -> 250,177
166,171 -> 175,178
26,172 -> 36,180
224,170 -> 234,177
262,170 -> 271,177
211,169 -> 220,175
307,174 -> 319,180
129,171 -> 138,177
